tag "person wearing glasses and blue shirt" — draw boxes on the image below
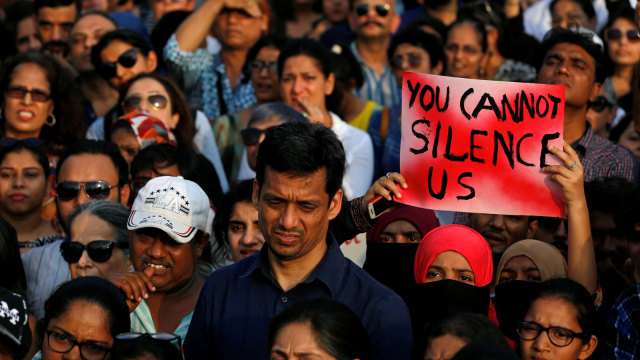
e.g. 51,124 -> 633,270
21,140 -> 130,320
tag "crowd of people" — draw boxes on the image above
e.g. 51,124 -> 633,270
0,0 -> 639,359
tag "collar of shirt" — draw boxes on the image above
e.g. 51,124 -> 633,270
239,232 -> 345,296
571,121 -> 594,159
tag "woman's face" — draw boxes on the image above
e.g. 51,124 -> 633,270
100,40 -> 157,90
444,23 -> 486,79
618,121 -> 640,159
323,0 -> 349,24
270,322 -> 337,360
0,150 -> 48,216
123,77 -> 179,128
281,55 -> 334,114
606,18 -> 640,67
498,255 -> 542,284
378,220 -> 421,243
520,297 -> 597,360
227,201 -> 265,262
69,213 -> 131,279
110,127 -> 141,166
424,334 -> 467,360
425,251 -> 475,285
551,0 -> 595,30
252,46 -> 281,103
42,300 -> 114,360
3,63 -> 54,139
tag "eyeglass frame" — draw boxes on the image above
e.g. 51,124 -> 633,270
605,28 -> 640,42
60,240 -> 127,264
249,60 -> 278,74
122,92 -> 170,113
353,3 -> 391,17
5,85 -> 51,102
517,321 -> 588,347
97,48 -> 140,79
46,329 -> 111,360
56,181 -> 119,202
115,332 -> 184,360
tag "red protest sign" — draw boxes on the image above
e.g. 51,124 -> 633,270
398,73 -> 566,217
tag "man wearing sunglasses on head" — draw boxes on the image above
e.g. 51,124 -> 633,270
347,0 -> 401,109
21,140 -> 130,320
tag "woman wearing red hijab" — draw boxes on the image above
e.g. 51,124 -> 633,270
410,224 -> 495,357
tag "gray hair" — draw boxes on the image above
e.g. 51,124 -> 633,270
68,201 -> 130,256
247,102 -> 308,127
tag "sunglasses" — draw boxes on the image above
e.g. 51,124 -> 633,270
249,60 -> 278,73
116,332 -> 184,360
122,93 -> 169,113
0,137 -> 45,148
61,240 -> 121,263
589,96 -> 614,112
390,54 -> 424,69
354,3 -> 390,17
605,29 -> 640,42
56,181 -> 117,202
240,128 -> 267,146
5,86 -> 51,102
98,48 -> 140,79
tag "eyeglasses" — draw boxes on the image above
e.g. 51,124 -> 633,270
56,181 -> 117,202
116,332 -> 184,360
354,3 -> 390,17
5,86 -> 51,102
98,48 -> 140,79
249,60 -> 278,73
0,137 -> 45,148
589,96 -> 614,112
122,93 -> 169,113
60,240 -> 125,263
517,321 -> 587,347
605,29 -> 640,42
46,330 -> 111,360
240,128 -> 267,146
390,54 -> 425,69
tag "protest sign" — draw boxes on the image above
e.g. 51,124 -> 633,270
398,73 -> 566,217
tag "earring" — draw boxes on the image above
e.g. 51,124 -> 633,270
45,114 -> 56,127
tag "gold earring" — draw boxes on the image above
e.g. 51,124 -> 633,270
45,114 -> 56,127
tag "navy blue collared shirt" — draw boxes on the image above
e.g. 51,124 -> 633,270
184,233 -> 413,360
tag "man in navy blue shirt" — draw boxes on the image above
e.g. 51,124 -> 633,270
184,121 -> 413,359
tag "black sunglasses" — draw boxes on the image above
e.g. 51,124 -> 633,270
98,48 -> 140,79
390,54 -> 424,69
116,332 -> 184,360
5,85 -> 51,102
605,29 -> 640,42
249,60 -> 278,73
0,137 -> 45,148
354,3 -> 390,17
241,128 -> 267,146
60,240 -> 121,263
122,93 -> 169,113
589,96 -> 614,112
56,181 -> 117,202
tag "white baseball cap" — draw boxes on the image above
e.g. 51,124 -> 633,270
128,176 -> 209,243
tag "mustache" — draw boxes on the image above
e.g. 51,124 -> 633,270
140,255 -> 174,268
359,20 -> 383,29
272,225 -> 304,237
43,41 -> 69,54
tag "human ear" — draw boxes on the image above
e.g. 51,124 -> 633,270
577,335 -> 598,359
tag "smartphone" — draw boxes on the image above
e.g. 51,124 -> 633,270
367,195 -> 396,219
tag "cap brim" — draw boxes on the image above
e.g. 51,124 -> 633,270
127,210 -> 196,243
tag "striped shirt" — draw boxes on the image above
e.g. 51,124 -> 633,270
350,42 -> 401,108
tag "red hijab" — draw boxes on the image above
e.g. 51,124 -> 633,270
414,224 -> 493,286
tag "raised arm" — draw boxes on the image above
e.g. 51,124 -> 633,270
543,142 -> 597,294
174,0 -> 262,52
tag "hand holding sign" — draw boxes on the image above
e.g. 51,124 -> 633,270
398,73 -> 566,217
